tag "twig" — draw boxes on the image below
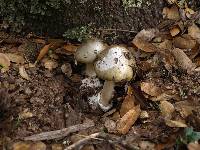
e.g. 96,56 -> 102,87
97,28 -> 137,33
23,120 -> 95,141
64,132 -> 102,150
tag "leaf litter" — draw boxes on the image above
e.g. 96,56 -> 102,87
0,2 -> 200,150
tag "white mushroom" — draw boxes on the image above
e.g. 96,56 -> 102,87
74,39 -> 106,77
94,45 -> 136,111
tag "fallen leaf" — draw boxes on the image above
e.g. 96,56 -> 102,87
5,53 -> 25,64
61,63 -> 72,77
52,144 -> 63,150
13,142 -> 30,150
104,118 -> 117,133
19,65 -> 30,80
31,142 -> 46,150
36,44 -> 51,63
0,53 -> 10,72
19,108 -> 33,119
140,82 -> 162,97
117,105 -> 141,134
170,26 -> 180,37
132,28 -> 159,52
159,101 -> 175,119
159,39 -> 173,50
173,35 -> 196,49
63,43 -> 78,53
163,5 -> 180,20
187,142 -> 200,150
43,59 -> 58,71
171,48 -> 196,72
165,119 -> 187,127
139,111 -> 149,119
120,86 -> 136,117
139,141 -> 155,150
175,101 -> 195,118
188,23 -> 200,44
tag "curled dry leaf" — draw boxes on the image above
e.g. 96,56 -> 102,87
163,5 -> 180,20
0,53 -> 10,72
44,59 -> 58,71
117,105 -> 141,134
120,86 -> 136,117
170,26 -> 180,37
171,48 -> 196,72
132,28 -> 159,52
188,23 -> 200,44
140,82 -> 162,97
165,119 -> 187,128
5,53 -> 25,64
36,44 -> 51,63
19,65 -> 30,80
173,35 -> 196,49
159,100 -> 175,119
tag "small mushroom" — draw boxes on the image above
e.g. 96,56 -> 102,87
75,39 -> 106,77
94,46 -> 136,111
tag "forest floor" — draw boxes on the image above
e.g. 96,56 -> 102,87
0,2 -> 200,150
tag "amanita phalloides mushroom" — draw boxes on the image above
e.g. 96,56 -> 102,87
94,45 -> 136,111
74,39 -> 106,77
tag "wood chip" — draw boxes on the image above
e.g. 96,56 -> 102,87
19,65 -> 30,80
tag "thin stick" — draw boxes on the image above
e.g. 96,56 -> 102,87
64,132 -> 102,150
23,121 -> 95,141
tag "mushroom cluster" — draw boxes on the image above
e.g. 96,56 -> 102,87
75,39 -> 136,111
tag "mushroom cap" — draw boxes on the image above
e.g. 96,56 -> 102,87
75,39 -> 106,63
94,45 -> 136,82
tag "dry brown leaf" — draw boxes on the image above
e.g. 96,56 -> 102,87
5,53 -> 25,64
159,101 -> 175,119
195,57 -> 200,67
150,92 -> 178,101
0,53 -> 10,72
175,101 -> 195,118
44,59 -> 58,71
187,142 -> 200,150
140,82 -> 162,97
63,44 -> 78,53
171,48 -> 196,72
159,40 -> 173,50
19,108 -> 33,119
132,28 -> 159,52
173,35 -> 196,49
34,38 -> 46,44
188,23 -> 200,44
170,26 -> 180,37
163,5 -> 180,20
165,119 -> 187,127
117,105 -> 141,134
19,65 -> 30,80
36,44 -> 51,63
120,86 -> 136,117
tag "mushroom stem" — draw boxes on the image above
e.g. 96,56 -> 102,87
100,80 -> 115,106
85,63 -> 96,77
